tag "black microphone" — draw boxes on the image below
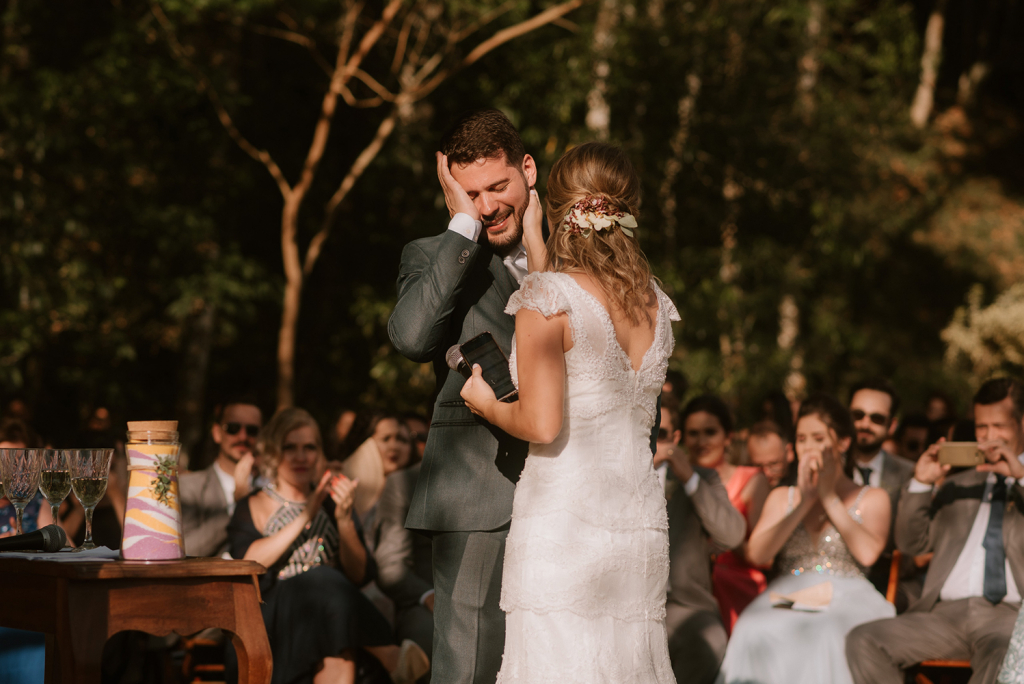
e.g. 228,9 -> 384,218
446,344 -> 473,379
0,524 -> 67,553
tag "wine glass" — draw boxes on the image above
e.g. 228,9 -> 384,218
0,447 -> 43,537
68,448 -> 114,551
39,449 -> 72,539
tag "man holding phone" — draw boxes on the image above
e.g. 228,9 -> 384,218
388,109 -> 535,684
847,377 -> 1024,683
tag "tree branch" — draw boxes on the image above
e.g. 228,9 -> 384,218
149,3 -> 292,198
304,107 -> 400,276
250,24 -> 335,77
463,0 -> 587,68
453,0 -> 516,43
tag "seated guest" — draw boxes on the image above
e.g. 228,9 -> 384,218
373,460 -> 434,659
180,398 -> 262,557
0,418 -> 53,536
895,413 -> 930,462
658,403 -> 746,684
681,395 -> 770,633
720,393 -> 894,684
400,412 -> 429,465
0,417 -> 51,684
747,420 -> 795,488
847,377 -> 1024,684
848,380 -> 917,607
228,407 -> 428,684
340,413 -> 413,528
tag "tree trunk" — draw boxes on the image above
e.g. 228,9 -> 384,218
659,74 -> 701,267
277,195 -> 303,410
910,0 -> 947,128
796,0 -> 824,124
585,0 -> 619,139
777,293 -> 806,406
718,170 -> 744,390
176,303 -> 216,469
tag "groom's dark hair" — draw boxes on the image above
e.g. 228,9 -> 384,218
440,108 -> 525,168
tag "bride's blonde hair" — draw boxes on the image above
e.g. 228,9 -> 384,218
544,142 -> 654,324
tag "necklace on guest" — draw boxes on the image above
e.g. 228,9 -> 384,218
265,483 -> 305,507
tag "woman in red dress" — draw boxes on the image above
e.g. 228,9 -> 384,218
681,395 -> 770,634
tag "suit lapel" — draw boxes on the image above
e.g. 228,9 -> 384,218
489,253 -> 519,305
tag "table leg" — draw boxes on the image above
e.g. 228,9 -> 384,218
229,581 -> 272,684
65,584 -> 110,684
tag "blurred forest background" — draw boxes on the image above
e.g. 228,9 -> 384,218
2,0 -> 1023,458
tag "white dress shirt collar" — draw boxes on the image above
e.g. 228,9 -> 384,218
852,451 -> 886,487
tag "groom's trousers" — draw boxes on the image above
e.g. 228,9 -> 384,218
431,526 -> 509,684
846,597 -> 1019,684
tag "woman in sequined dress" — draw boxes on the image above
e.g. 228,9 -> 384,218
718,394 -> 895,684
227,407 -> 428,684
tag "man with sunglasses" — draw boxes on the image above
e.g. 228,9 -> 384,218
849,380 -> 917,607
180,398 -> 263,557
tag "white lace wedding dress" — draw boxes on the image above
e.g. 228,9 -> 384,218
497,271 -> 679,684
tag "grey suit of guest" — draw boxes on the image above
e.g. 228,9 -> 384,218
389,229 -> 528,684
179,465 -> 231,557
373,464 -> 434,656
864,450 -> 918,608
847,469 -> 1024,684
665,466 -> 746,684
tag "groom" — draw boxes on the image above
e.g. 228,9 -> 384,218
388,109 -> 536,683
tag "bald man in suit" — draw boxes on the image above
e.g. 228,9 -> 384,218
847,378 -> 1024,684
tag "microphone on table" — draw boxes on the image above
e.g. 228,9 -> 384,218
446,344 -> 473,379
0,524 -> 67,553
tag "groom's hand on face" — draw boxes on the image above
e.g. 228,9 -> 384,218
436,152 -> 480,221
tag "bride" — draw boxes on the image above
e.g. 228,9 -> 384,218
460,142 -> 678,683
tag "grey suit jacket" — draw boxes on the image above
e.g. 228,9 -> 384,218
389,230 -> 528,532
874,450 -> 917,566
666,466 -> 746,614
179,465 -> 231,557
373,464 -> 433,609
895,468 -> 1024,612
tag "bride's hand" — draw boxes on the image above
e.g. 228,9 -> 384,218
524,188 -> 547,273
460,364 -> 498,419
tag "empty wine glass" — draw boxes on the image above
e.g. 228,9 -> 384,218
0,447 -> 43,537
39,449 -> 72,538
68,448 -> 114,551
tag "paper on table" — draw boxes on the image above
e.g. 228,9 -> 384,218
770,580 -> 833,612
0,546 -> 119,561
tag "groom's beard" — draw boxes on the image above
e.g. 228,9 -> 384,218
484,196 -> 528,257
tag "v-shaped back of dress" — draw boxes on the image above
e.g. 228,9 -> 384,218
498,271 -> 681,684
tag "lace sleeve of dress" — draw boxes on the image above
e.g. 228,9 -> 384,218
505,272 -> 571,319
654,283 -> 681,322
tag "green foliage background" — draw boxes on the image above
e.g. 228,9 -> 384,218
2,0 -> 1022,447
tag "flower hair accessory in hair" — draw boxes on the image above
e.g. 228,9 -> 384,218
562,196 -> 638,238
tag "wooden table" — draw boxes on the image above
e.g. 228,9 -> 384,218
0,556 -> 272,684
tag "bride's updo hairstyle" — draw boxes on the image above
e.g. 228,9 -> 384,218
544,142 -> 653,324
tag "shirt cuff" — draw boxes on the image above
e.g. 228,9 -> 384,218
448,213 -> 482,241
907,478 -> 934,494
419,589 -> 435,606
684,472 -> 701,496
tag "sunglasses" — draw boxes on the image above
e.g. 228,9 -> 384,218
223,422 -> 260,438
850,409 -> 888,427
657,428 -> 671,441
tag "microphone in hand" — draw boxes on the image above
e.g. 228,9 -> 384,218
0,524 -> 68,553
446,345 -> 473,379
